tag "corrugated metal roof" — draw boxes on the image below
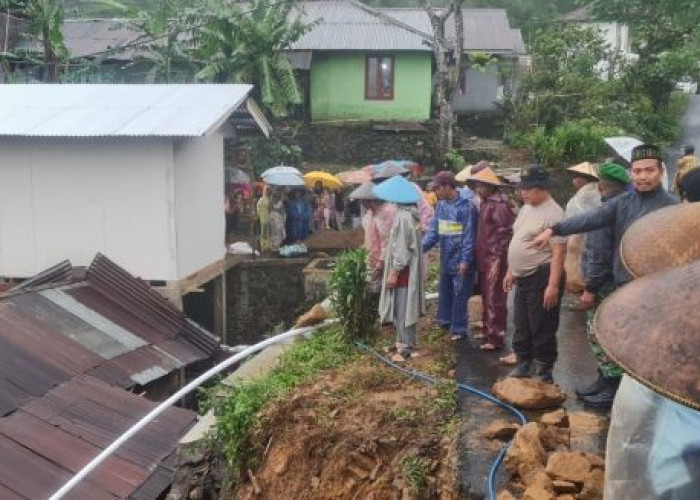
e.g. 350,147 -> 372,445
290,1 -> 431,51
0,84 -> 253,137
379,7 -> 524,53
0,374 -> 196,499
16,19 -> 144,59
0,253 -> 218,417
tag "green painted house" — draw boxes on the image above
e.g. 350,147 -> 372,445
310,52 -> 432,122
288,1 -> 526,122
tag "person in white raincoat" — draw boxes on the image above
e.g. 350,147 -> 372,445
374,176 -> 426,362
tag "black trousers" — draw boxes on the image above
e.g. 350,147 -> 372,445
513,264 -> 565,364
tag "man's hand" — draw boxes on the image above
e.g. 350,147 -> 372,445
458,263 -> 469,277
386,269 -> 398,289
580,291 -> 595,310
503,270 -> 514,293
531,228 -> 554,250
543,283 -> 560,310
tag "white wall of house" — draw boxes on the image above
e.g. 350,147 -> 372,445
0,137 -> 224,282
583,22 -> 631,55
454,63 -> 501,113
173,134 -> 225,279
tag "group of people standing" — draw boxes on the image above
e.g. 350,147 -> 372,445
358,143 -> 692,400
354,144 -> 700,499
255,182 -> 362,252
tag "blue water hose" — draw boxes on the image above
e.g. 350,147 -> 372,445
354,342 -> 526,500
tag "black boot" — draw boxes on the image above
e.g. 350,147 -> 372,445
508,359 -> 532,378
582,377 -> 621,409
533,360 -> 554,384
576,371 -> 606,398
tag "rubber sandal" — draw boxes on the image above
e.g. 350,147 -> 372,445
391,353 -> 407,363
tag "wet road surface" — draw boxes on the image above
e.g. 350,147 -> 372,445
455,294 -> 600,498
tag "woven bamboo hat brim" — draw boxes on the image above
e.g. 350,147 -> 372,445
595,260 -> 700,410
621,203 -> 700,279
567,162 -> 598,180
470,166 -> 502,186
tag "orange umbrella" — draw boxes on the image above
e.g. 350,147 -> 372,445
337,169 -> 371,184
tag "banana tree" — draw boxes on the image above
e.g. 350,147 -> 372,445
194,0 -> 312,117
25,0 -> 67,82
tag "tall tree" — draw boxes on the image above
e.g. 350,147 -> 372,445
582,0 -> 700,110
194,0 -> 311,117
417,0 -> 464,164
25,0 -> 67,82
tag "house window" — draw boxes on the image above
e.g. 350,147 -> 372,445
365,56 -> 394,100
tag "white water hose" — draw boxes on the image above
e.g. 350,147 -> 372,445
50,293 -> 441,499
48,320 -> 338,500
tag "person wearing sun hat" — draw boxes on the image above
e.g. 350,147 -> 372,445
574,162 -> 630,408
563,162 -> 602,296
350,182 -> 397,293
373,176 -> 425,362
470,165 -> 515,351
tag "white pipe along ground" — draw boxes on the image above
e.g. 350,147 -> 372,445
48,319 -> 338,500
50,293 -> 441,499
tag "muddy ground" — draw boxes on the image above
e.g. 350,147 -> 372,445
234,307 -> 462,499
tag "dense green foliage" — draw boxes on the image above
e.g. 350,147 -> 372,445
192,0 -> 311,116
241,135 -> 303,177
329,248 -> 379,343
583,0 -> 700,111
202,326 -> 355,473
506,21 -> 693,165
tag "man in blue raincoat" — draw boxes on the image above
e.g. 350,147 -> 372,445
422,171 -> 478,340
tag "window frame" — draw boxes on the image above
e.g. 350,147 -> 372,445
364,55 -> 395,101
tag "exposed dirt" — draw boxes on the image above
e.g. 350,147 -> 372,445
234,309 -> 462,500
304,228 -> 364,252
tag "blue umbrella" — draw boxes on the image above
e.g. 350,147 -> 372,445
372,175 -> 420,204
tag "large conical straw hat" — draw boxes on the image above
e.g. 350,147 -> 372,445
621,203 -> 700,279
470,166 -> 502,186
595,260 -> 700,410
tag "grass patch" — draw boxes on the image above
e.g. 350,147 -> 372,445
401,455 -> 429,491
201,325 -> 355,475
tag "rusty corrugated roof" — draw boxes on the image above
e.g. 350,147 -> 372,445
0,375 -> 196,499
0,253 -> 218,417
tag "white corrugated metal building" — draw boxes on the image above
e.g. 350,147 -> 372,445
0,84 -> 261,292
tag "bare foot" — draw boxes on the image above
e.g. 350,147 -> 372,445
499,352 -> 517,365
450,335 -> 463,342
479,343 -> 499,351
391,353 -> 407,363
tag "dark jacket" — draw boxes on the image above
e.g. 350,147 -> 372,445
581,190 -> 625,294
552,187 -> 678,287
475,192 -> 515,272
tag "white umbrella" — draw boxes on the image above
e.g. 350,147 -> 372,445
261,165 -> 302,178
604,136 -> 669,191
604,136 -> 643,164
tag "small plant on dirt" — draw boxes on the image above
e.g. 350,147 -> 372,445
391,407 -> 419,425
434,380 -> 458,414
329,248 -> 378,343
400,454 -> 429,491
202,325 -> 354,476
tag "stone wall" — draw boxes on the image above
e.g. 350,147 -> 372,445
291,122 -> 441,167
225,257 -> 311,345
